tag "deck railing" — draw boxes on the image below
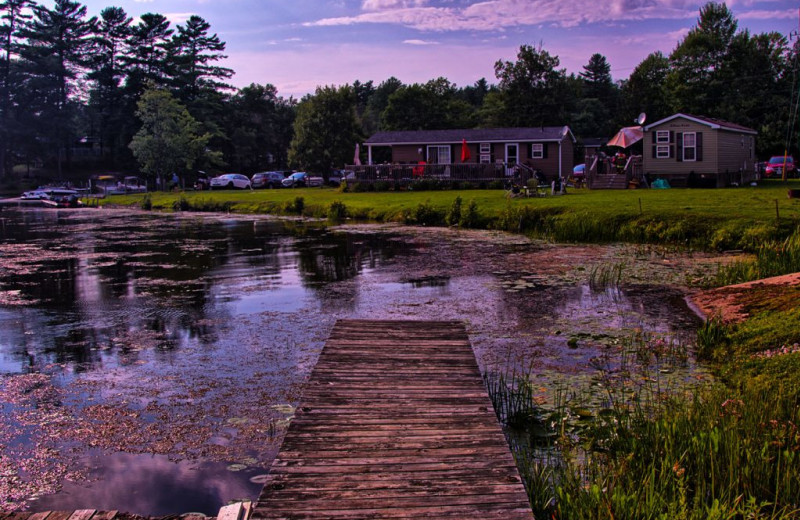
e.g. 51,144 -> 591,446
345,163 -> 512,185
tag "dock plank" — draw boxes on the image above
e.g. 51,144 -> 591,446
252,320 -> 532,520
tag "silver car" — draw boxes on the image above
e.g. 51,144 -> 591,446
210,173 -> 252,190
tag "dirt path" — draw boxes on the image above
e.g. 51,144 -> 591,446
690,272 -> 800,323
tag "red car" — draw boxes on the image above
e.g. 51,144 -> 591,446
764,155 -> 795,178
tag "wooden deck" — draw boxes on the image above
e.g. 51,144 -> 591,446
252,320 -> 533,520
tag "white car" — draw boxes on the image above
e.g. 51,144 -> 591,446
210,173 -> 252,190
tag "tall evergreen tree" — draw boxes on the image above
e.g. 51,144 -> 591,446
124,13 -> 172,88
168,15 -> 232,108
18,0 -> 96,175
88,6 -> 131,165
574,53 -> 618,136
0,0 -> 34,176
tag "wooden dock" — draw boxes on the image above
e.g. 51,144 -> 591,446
252,320 -> 533,520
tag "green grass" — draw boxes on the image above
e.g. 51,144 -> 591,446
104,180 -> 800,250
485,268 -> 800,519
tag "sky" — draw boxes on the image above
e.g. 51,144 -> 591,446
75,0 -> 800,98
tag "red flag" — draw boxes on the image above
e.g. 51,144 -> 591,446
461,139 -> 471,162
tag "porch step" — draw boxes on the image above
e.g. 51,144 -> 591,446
590,174 -> 628,190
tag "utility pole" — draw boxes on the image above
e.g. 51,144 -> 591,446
785,8 -> 800,182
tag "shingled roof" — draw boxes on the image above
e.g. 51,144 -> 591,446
644,114 -> 757,135
365,127 -> 575,145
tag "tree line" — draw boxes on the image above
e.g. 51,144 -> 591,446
0,0 -> 796,182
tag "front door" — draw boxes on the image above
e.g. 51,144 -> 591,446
505,144 -> 518,176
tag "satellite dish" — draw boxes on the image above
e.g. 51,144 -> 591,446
635,112 -> 647,125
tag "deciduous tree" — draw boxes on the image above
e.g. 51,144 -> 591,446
129,87 -> 212,187
288,85 -> 361,177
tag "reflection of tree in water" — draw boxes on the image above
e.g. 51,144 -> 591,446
295,233 -> 404,287
0,211 -> 413,374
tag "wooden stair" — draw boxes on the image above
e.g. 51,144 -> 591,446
590,174 -> 628,190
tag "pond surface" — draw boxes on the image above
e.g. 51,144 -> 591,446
0,208 -> 715,515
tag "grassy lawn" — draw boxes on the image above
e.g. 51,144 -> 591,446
104,180 -> 800,251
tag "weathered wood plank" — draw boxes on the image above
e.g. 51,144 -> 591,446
66,509 -> 96,520
38,512 -> 72,520
252,320 -> 532,520
27,512 -> 53,520
87,512 -> 118,520
216,502 -> 244,520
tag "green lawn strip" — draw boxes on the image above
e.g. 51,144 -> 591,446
105,180 -> 800,251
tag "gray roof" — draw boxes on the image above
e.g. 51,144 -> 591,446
365,127 -> 575,145
644,113 -> 757,135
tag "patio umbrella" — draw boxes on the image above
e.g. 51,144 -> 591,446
353,143 -> 362,166
461,139 -> 471,162
607,126 -> 643,148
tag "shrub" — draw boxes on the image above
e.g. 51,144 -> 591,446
459,199 -> 480,228
283,196 -> 305,215
173,196 -> 190,211
404,200 -> 445,226
327,200 -> 347,222
446,196 -> 462,226
140,193 -> 152,211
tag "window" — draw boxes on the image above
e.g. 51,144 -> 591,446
656,145 -> 670,159
656,131 -> 670,143
480,143 -> 491,164
531,143 -> 544,159
682,132 -> 696,161
427,145 -> 451,164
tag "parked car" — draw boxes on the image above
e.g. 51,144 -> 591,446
252,171 -> 284,189
210,173 -> 252,190
764,156 -> 795,178
281,172 -> 323,188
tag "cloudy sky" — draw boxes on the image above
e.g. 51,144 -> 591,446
77,0 -> 799,97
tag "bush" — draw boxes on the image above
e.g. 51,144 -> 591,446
283,196 -> 305,215
459,199 -> 480,228
404,200 -> 445,226
140,193 -> 152,211
327,200 -> 347,222
173,195 -> 190,211
446,196 -> 462,226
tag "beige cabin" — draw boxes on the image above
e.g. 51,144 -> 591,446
643,114 -> 757,187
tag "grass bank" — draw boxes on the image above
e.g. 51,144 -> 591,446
107,180 -> 800,251
487,310 -> 800,518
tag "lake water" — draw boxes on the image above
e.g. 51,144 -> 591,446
0,208 -> 708,514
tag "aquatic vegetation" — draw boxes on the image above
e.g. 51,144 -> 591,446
714,230 -> 800,286
588,262 -> 626,291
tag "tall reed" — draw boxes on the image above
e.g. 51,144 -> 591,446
714,230 -> 800,286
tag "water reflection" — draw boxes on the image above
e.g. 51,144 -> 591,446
0,208 -> 706,515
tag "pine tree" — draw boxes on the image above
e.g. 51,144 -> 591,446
18,0 -> 96,175
0,0 -> 34,176
88,6 -> 131,164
